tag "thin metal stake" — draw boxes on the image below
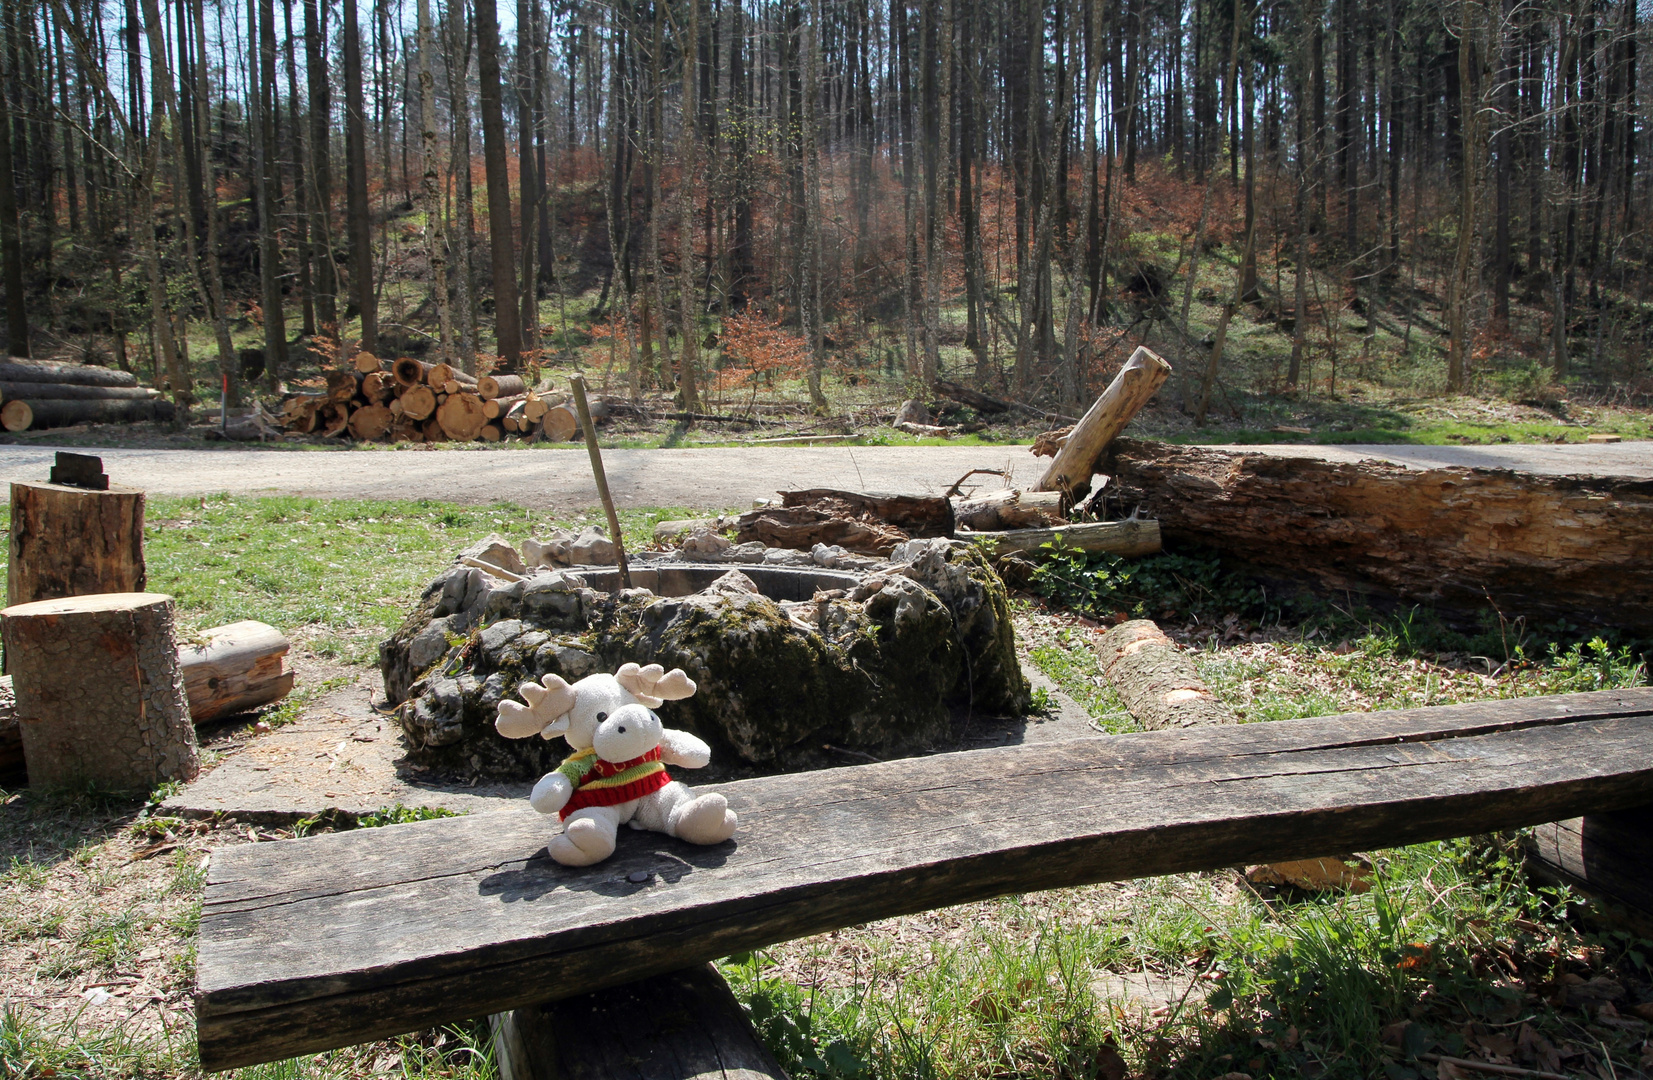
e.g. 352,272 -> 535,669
570,374 -> 630,589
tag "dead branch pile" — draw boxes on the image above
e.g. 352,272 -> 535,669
276,354 -> 607,444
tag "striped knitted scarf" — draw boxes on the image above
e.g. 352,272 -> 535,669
555,745 -> 671,820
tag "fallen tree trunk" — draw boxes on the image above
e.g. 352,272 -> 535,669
178,620 -> 295,724
0,359 -> 140,387
1036,346 -> 1172,497
963,519 -> 1162,558
736,504 -> 909,555
0,381 -> 159,401
1093,619 -> 1235,730
1103,438 -> 1653,633
933,379 -> 1010,414
0,398 -> 176,431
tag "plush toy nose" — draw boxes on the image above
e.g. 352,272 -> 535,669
592,703 -> 661,763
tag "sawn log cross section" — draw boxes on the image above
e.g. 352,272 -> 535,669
195,688 -> 1653,1070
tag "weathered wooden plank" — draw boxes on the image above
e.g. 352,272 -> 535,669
489,964 -> 788,1080
196,688 -> 1653,1070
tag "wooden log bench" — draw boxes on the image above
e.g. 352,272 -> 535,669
195,688 -> 1653,1074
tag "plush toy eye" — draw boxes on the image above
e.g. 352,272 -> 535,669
616,724 -> 627,734
595,711 -> 608,723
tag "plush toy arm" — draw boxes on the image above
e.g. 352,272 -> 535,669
529,772 -> 574,815
659,728 -> 712,769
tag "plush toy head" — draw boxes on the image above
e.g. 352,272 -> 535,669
496,662 -> 697,757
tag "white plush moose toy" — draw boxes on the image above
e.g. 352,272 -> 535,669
495,662 -> 737,866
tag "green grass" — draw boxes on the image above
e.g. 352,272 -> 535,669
0,495 -> 723,666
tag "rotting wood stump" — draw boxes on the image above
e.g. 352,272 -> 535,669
194,688 -> 1653,1070
3,592 -> 197,788
1103,437 -> 1653,633
8,478 -> 146,606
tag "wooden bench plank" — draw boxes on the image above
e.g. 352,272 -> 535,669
195,688 -> 1653,1070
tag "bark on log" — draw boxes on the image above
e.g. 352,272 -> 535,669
541,404 -> 577,442
963,519 -> 1162,558
933,379 -> 1011,414
779,489 -> 955,538
394,358 -> 433,388
523,393 -> 550,422
736,505 -> 909,555
400,384 -> 438,421
2,592 -> 198,788
478,374 -> 527,400
953,489 -> 1065,530
0,381 -> 159,401
179,620 -> 295,723
0,398 -> 175,431
1104,438 -> 1653,633
0,358 -> 139,387
0,675 -> 18,779
1093,620 -> 1236,730
437,392 -> 488,441
1036,346 -> 1172,497
347,404 -> 395,441
9,480 -> 145,606
489,964 -> 787,1080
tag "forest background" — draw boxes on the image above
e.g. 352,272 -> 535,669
0,0 -> 1647,439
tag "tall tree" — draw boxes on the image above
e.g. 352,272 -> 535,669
475,0 -> 521,364
343,0 -> 378,354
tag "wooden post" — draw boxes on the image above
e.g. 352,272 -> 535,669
9,477 -> 146,607
570,374 -> 630,589
489,964 -> 787,1080
1035,346 -> 1172,498
3,592 -> 198,788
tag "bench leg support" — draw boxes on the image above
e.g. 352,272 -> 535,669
489,963 -> 789,1080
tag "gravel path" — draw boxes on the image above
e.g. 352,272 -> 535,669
0,440 -> 1646,510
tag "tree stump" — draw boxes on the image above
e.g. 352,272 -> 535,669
8,479 -> 146,607
3,592 -> 198,788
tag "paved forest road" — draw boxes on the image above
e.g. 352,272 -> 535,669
0,441 -> 1647,511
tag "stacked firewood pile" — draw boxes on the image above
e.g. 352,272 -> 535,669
0,358 -> 173,432
278,354 -> 598,443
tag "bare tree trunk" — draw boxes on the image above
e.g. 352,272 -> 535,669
1061,0 -> 1100,408
1446,0 -> 1479,392
253,0 -> 289,384
343,0 -> 377,354
0,31 -> 26,357
801,0 -> 826,409
475,0 -> 519,365
444,0 -> 477,370
303,0 -> 337,331
676,0 -> 703,412
417,0 -> 453,359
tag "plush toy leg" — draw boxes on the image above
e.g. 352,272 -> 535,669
633,782 -> 737,846
548,806 -> 621,866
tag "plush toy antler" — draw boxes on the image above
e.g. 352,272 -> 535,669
614,662 -> 697,707
495,673 -> 579,739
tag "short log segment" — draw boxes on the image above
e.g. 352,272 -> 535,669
3,592 -> 198,788
0,398 -> 176,431
478,373 -> 527,400
9,480 -> 145,606
1525,810 -> 1653,936
489,964 -> 787,1080
953,488 -> 1065,531
1103,438 -> 1653,634
779,488 -> 955,538
179,621 -> 295,724
1093,619 -> 1235,730
1035,346 -> 1171,497
195,688 -> 1653,1069
436,392 -> 487,441
964,519 -> 1161,559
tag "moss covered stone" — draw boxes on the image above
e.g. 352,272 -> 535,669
381,540 -> 1030,779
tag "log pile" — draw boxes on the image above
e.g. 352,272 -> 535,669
0,358 -> 174,432
278,354 -> 592,443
